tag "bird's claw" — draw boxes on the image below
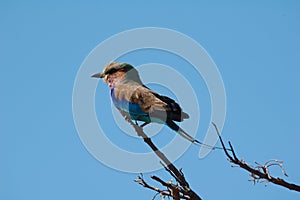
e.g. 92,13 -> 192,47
124,115 -> 131,122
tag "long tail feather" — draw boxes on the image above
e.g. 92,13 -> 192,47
166,120 -> 196,143
166,120 -> 225,150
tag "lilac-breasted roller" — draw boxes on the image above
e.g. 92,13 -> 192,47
92,62 -> 201,144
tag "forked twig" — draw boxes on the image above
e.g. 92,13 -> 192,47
212,122 -> 300,192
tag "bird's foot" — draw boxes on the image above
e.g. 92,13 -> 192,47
124,115 -> 131,122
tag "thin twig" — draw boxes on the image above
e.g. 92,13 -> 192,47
212,122 -> 300,192
134,174 -> 171,198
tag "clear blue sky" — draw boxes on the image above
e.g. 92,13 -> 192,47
1,1 -> 300,200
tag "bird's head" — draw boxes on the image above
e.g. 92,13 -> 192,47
91,62 -> 142,89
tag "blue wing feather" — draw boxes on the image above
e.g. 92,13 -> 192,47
111,88 -> 154,122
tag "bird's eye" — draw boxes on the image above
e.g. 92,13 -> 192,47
106,68 -> 118,75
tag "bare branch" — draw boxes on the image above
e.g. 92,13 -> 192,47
212,123 -> 300,192
151,176 -> 181,200
127,119 -> 202,200
134,174 -> 172,199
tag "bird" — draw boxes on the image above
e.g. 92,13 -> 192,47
91,62 -> 200,144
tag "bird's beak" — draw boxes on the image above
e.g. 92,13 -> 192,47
91,72 -> 104,78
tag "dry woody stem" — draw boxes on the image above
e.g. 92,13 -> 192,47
128,120 -> 202,200
212,122 -> 300,193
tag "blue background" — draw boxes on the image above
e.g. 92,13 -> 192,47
1,1 -> 300,199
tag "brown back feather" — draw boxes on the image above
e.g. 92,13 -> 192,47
114,82 -> 189,122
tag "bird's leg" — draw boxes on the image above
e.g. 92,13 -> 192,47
140,122 -> 150,128
135,120 -> 139,126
